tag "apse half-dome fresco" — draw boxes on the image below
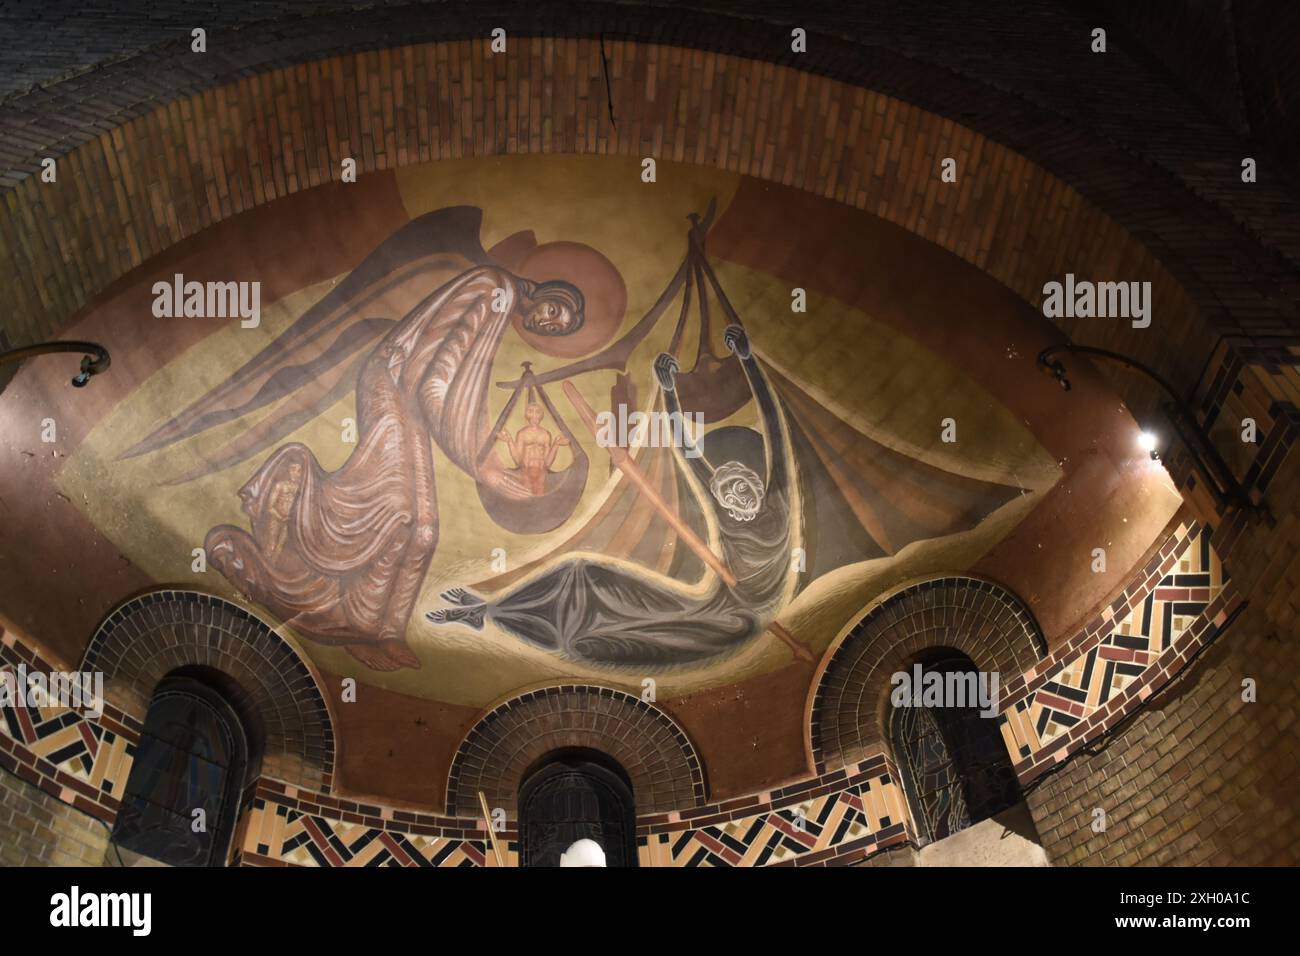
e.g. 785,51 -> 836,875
35,155 -> 1175,705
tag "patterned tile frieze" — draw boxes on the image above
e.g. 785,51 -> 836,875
0,626 -> 139,824
999,522 -> 1240,782
635,755 -> 911,867
236,757 -> 911,868
1,519 -> 1242,865
234,784 -> 487,868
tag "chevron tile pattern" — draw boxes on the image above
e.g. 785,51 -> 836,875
1001,526 -> 1230,763
0,662 -> 132,795
638,772 -> 908,866
238,798 -> 486,867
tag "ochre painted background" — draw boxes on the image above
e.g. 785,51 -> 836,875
0,156 -> 1179,803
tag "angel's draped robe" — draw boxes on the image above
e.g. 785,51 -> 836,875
206,265 -> 526,647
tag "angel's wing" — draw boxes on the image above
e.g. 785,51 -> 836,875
121,206 -> 495,482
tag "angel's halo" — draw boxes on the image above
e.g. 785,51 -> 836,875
513,241 -> 627,359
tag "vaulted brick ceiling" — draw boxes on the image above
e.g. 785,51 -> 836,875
3,1 -> 1298,371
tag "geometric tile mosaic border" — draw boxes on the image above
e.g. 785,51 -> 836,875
232,777 -> 487,868
0,627 -> 139,826
998,521 -> 1241,783
234,785 -> 487,868
235,757 -> 911,868
0,520 -> 1241,864
634,754 -> 911,867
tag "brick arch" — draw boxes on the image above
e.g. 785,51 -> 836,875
446,685 -> 705,817
82,589 -> 336,791
809,576 -> 1043,774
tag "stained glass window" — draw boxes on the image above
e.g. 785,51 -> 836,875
519,751 -> 637,867
110,678 -> 247,867
890,655 -> 1022,846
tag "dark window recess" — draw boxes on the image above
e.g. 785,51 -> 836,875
110,678 -> 247,867
518,750 -> 637,867
890,656 -> 1022,846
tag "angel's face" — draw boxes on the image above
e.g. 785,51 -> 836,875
524,300 -> 575,335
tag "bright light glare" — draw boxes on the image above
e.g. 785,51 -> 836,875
1138,431 -> 1158,453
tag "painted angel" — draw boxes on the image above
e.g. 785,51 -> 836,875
202,267 -> 583,670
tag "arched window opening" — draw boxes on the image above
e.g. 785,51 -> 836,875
518,749 -> 637,867
110,675 -> 248,866
889,653 -> 1022,846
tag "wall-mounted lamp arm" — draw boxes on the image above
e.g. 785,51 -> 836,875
0,341 -> 111,388
1037,343 -> 1263,519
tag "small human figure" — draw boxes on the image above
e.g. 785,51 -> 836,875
497,402 -> 569,496
260,461 -> 303,560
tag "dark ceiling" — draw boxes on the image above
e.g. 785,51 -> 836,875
0,0 -> 1297,360
0,0 -> 1294,157
1,1 -> 1296,167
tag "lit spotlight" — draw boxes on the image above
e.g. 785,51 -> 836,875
1138,430 -> 1159,460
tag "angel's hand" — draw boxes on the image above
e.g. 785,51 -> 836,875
654,353 -> 680,391
723,325 -> 750,359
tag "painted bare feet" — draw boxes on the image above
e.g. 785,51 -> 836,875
345,639 -> 421,671
426,604 -> 486,629
439,587 -> 484,607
